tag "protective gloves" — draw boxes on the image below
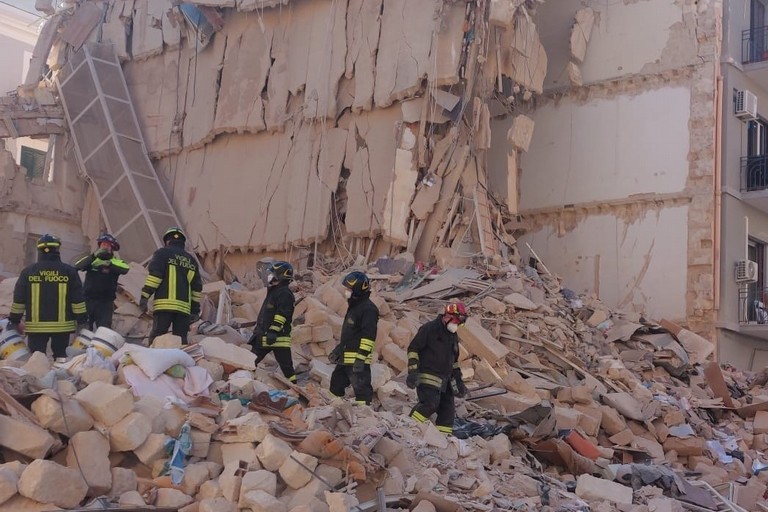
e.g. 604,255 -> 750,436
139,297 -> 149,314
452,378 -> 467,398
265,331 -> 278,345
352,358 -> 365,373
406,372 -> 419,389
328,344 -> 342,364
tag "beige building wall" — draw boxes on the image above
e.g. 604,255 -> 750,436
511,0 -> 720,335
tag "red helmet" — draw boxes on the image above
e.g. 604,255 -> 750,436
444,302 -> 468,324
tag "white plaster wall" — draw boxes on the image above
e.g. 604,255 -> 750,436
521,206 -> 689,321
520,86 -> 691,210
538,0 -> 695,89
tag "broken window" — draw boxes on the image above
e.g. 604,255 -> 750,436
20,146 -> 46,180
747,238 -> 767,323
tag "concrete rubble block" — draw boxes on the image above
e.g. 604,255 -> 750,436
413,502 -> 437,512
648,497 -> 685,512
255,433 -> 293,471
109,412 -> 152,451
238,470 -> 278,504
489,0 -> 516,27
155,488 -> 195,508
151,333 -> 183,349
75,381 -> 134,426
662,437 -> 704,457
66,431 -> 111,496
510,473 -> 540,497
119,490 -> 145,507
109,467 -> 137,497
305,306 -> 329,326
0,462 -> 25,478
200,337 -> 257,370
279,451 -> 318,489
219,400 -> 244,425
600,405 -> 628,435
755,410 -> 768,434
507,115 -> 535,153
0,468 -> 18,506
309,360 -> 334,388
325,491 -> 359,512
0,494 -> 63,511
481,296 -> 507,315
291,325 -> 313,345
503,292 -> 538,310
31,394 -> 94,436
370,363 -> 392,391
132,395 -> 165,434
134,433 -> 170,465
487,433 -> 512,463
457,318 -> 509,365
219,461 -> 243,502
570,7 -> 596,63
0,415 -> 55,459
191,428 -> 212,458
198,480 -> 223,500
181,463 -> 211,496
240,489 -> 286,512
18,459 -> 88,509
388,326 -> 412,349
380,343 -> 408,372
312,325 -> 334,343
575,474 -> 633,505
217,412 -> 269,443
80,367 -> 115,385
318,286 -> 347,317
200,497 -> 238,512
22,352 -> 51,378
221,442 -> 259,467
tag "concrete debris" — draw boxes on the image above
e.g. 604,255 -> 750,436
0,257 -> 761,511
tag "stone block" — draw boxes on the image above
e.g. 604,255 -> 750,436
255,434 -> 293,471
31,394 -> 93,436
22,351 -> 50,378
305,308 -> 329,326
198,480 -> 223,500
380,343 -> 407,372
80,367 -> 114,385
457,318 -> 509,364
75,381 -> 134,426
119,490 -> 146,507
0,415 -> 55,459
239,470 -> 277,504
0,469 -> 17,506
240,489 -> 285,512
481,296 -> 507,315
312,325 -> 334,342
221,442 -> 259,467
219,462 -> 242,502
325,492 -> 358,512
18,460 -> 88,508
152,333 -> 183,348
217,412 -> 269,443
200,337 -> 256,370
487,434 -> 512,463
110,412 -> 151,451
181,463 -> 210,496
191,428 -> 212,458
755,411 -> 768,434
575,474 -> 632,505
155,488 -> 194,508
503,292 -> 538,310
279,451 -> 318,489
134,433 -> 170,466
66,431 -> 111,496
200,497 -> 238,512
291,325 -> 313,345
198,359 -> 225,381
662,437 -> 704,457
109,467 -> 137,497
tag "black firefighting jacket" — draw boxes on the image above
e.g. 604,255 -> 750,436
9,253 -> 87,333
254,282 -> 294,349
339,295 -> 379,365
74,252 -> 129,301
141,243 -> 202,315
407,315 -> 462,390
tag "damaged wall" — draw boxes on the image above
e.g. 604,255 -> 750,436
515,0 -> 720,336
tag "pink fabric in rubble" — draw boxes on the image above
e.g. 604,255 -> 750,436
122,365 -> 213,403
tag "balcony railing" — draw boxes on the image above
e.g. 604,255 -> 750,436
741,155 -> 768,192
744,26 -> 768,64
739,284 -> 768,324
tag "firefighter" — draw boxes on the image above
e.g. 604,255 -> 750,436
406,302 -> 469,435
9,234 -> 87,362
74,233 -> 129,330
329,271 -> 379,405
248,261 -> 296,382
139,227 -> 202,345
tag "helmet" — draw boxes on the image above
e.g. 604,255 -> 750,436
443,302 -> 468,325
96,233 -> 120,252
342,271 -> 370,298
163,227 -> 186,244
267,261 -> 293,284
36,234 -> 61,253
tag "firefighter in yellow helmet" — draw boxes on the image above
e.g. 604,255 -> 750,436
9,234 -> 87,362
139,227 -> 202,345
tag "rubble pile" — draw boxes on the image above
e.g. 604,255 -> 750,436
0,259 -> 765,511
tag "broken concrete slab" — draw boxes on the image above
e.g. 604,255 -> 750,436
18,460 -> 88,509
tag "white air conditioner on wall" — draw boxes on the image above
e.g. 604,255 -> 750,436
736,259 -> 759,283
736,90 -> 759,120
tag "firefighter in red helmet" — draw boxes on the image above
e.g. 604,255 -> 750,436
406,302 -> 469,435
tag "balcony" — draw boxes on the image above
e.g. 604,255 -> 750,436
742,27 -> 768,84
739,283 -> 768,323
741,156 -> 768,212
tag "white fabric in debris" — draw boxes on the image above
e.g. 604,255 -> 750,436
122,365 -> 212,403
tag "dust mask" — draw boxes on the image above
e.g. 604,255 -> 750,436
267,273 -> 275,284
344,289 -> 352,299
447,323 -> 459,333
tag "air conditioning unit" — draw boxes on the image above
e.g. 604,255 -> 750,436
736,90 -> 759,120
736,259 -> 759,283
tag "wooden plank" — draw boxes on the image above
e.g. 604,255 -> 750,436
704,362 -> 735,408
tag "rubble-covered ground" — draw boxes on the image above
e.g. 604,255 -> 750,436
0,257 -> 762,512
